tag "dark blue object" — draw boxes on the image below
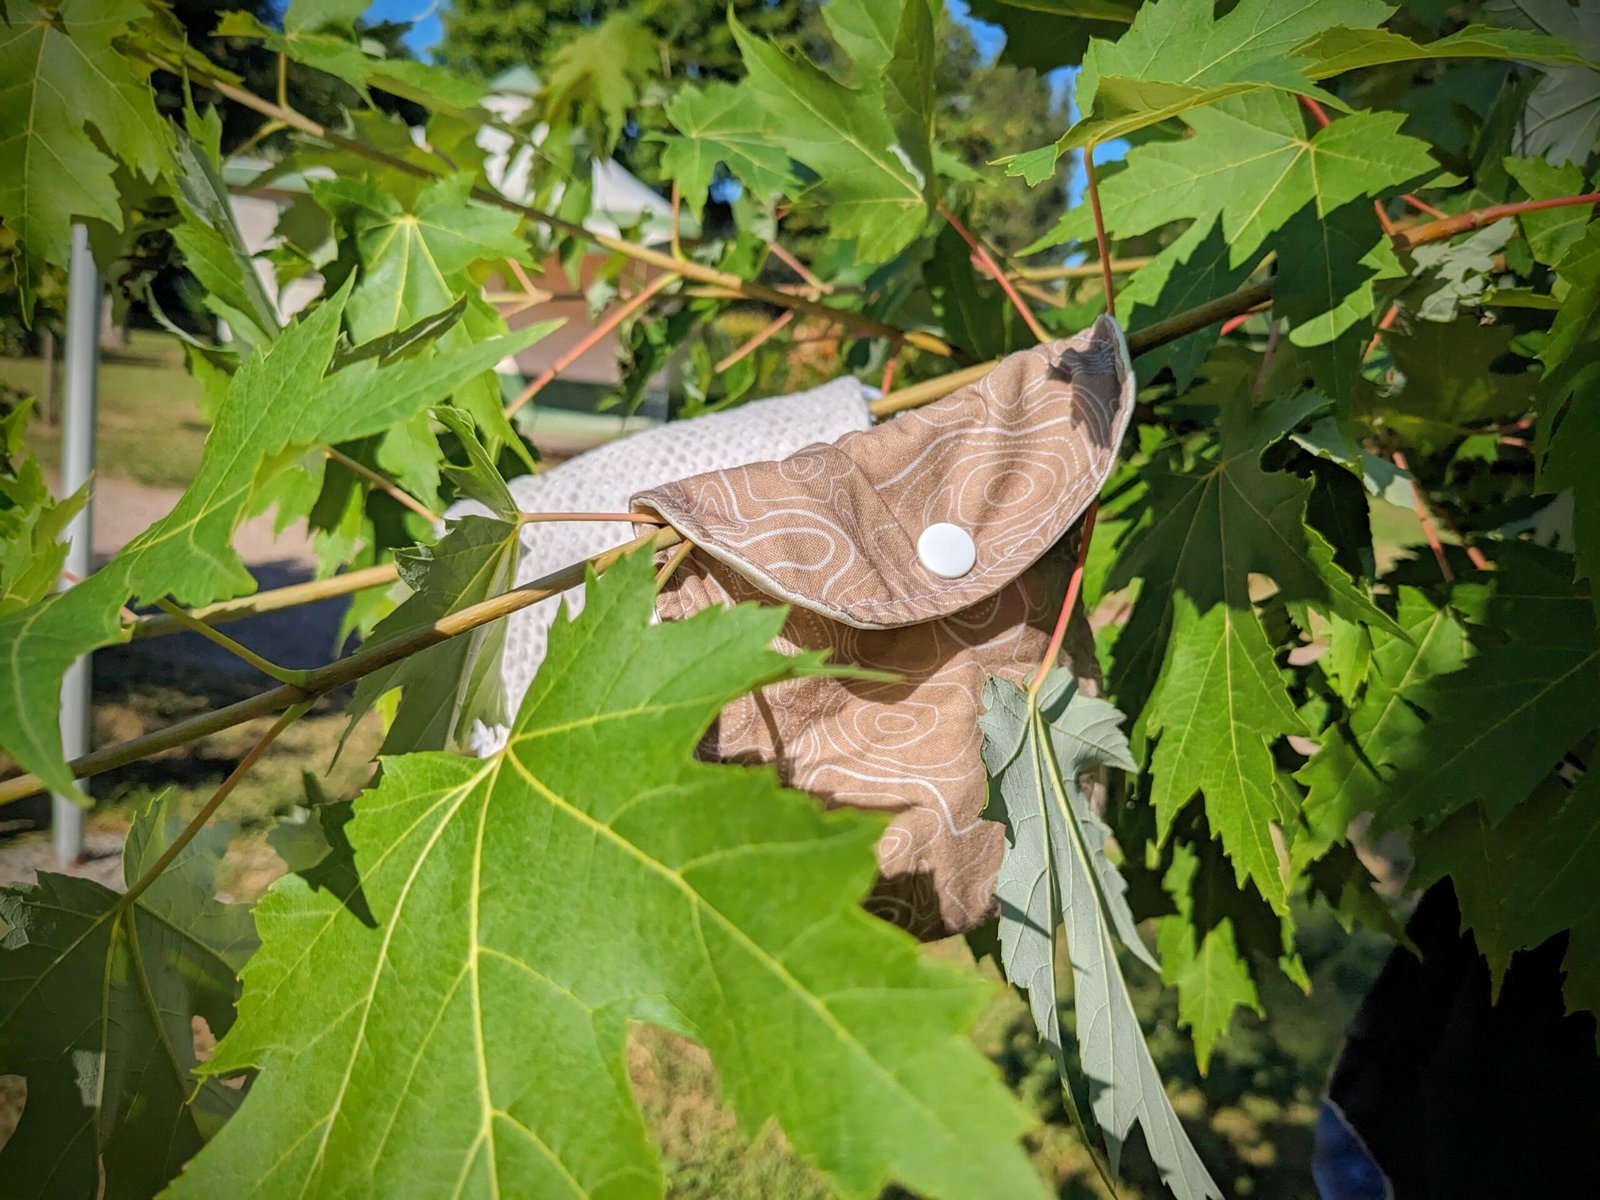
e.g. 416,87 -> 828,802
1312,1098 -> 1391,1200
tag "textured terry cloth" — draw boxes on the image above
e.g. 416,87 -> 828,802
637,316 -> 1136,938
450,377 -> 874,753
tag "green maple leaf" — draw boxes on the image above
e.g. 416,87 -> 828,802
0,569 -> 131,801
214,11 -> 483,112
0,290 -> 549,799
539,12 -> 657,151
166,553 -> 1045,1200
1338,547 -> 1600,836
1155,841 -> 1263,1074
652,83 -> 798,217
0,0 -> 168,320
169,131 -> 283,352
1297,588 -> 1471,858
1016,0 -> 1582,166
346,515 -> 522,756
1043,94 -> 1435,264
730,11 -> 931,261
1485,0 -> 1600,166
1108,390 -> 1393,908
1373,314 -> 1538,447
315,174 -> 527,344
315,172 -> 538,464
118,285 -> 545,606
1065,0 -> 1392,151
284,0 -> 369,32
1028,93 -> 1432,375
0,795 -> 255,1199
1504,156 -> 1592,266
962,0 -> 1138,73
1537,223 -> 1600,606
1146,598 -> 1303,911
1413,770 -> 1600,1019
0,404 -> 86,615
980,670 -> 1221,1200
1112,221 -> 1256,388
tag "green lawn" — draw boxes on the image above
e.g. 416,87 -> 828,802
1,331 -> 211,490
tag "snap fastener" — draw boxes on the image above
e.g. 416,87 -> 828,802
917,523 -> 976,579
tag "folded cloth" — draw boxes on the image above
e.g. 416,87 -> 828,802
637,316 -> 1135,937
450,377 -> 874,753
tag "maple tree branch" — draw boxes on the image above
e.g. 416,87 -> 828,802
1,270 -> 1287,804
146,53 -> 962,362
130,563 -> 400,639
0,528 -> 684,806
1014,257 -> 1151,282
1029,501 -> 1099,701
504,272 -> 680,417
654,537 -> 696,589
938,203 -> 1050,343
518,511 -> 665,525
1083,148 -> 1118,314
766,241 -> 830,294
326,447 -> 440,524
713,309 -> 796,372
1393,449 -> 1455,582
1396,194 -> 1600,250
121,702 -> 308,906
149,598 -> 308,685
871,277 -> 1278,417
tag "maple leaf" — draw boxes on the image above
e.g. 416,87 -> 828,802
0,795 -> 255,1199
652,83 -> 798,217
1485,0 -> 1600,165
980,670 -> 1221,1200
539,12 -> 657,152
1413,770 -> 1600,1021
169,131 -> 283,352
1319,547 -> 1600,837
1536,223 -> 1600,607
1011,0 -> 1583,169
315,172 -> 540,468
1067,0 -> 1392,150
1028,93 -> 1434,383
729,8 -> 933,260
1296,587 -> 1472,860
1156,840 -> 1263,1074
166,553 -> 1046,1200
0,289 -> 550,802
1108,389 -> 1394,909
1040,93 -> 1436,262
0,0 -> 168,320
214,10 -> 483,112
1372,314 -> 1537,448
962,0 -> 1139,73
346,514 -> 522,756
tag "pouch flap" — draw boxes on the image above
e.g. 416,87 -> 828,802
634,315 -> 1135,630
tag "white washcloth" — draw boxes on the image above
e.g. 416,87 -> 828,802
448,377 -> 875,752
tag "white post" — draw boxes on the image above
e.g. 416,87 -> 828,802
55,224 -> 100,865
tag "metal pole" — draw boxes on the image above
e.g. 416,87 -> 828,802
55,224 -> 100,865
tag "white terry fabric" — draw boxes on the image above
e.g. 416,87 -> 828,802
449,376 -> 875,753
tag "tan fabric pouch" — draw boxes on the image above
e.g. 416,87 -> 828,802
634,316 -> 1137,938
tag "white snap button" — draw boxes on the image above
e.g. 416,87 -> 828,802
917,523 -> 976,579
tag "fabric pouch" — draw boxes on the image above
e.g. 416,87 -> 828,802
634,316 -> 1137,938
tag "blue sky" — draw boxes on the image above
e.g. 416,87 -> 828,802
363,0 -> 442,54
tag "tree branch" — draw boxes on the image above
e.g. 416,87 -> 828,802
144,53 -> 962,362
1395,194 -> 1600,250
0,528 -> 683,806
